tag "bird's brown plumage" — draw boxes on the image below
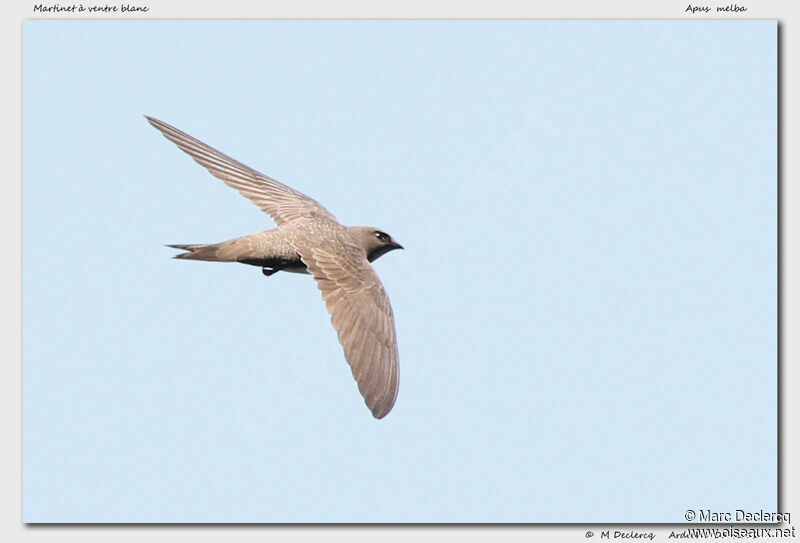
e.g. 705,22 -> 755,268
147,116 -> 401,418
146,116 -> 336,227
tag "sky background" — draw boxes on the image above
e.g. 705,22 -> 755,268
22,20 -> 776,523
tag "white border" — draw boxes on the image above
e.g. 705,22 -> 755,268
6,1 -> 797,541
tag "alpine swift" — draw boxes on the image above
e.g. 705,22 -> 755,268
147,116 -> 403,419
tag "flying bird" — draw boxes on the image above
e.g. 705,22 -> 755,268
146,116 -> 403,419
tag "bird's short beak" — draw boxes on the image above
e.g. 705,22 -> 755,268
392,241 -> 404,250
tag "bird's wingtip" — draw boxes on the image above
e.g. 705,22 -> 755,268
370,404 -> 392,419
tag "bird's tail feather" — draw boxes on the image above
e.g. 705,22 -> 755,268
166,243 -> 223,261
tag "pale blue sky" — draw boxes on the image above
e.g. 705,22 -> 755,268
23,20 -> 776,522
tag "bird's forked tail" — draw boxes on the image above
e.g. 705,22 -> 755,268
166,243 -> 222,261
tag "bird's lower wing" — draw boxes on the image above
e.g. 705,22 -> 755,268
297,244 -> 399,419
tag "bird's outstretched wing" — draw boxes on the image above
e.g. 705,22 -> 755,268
146,116 -> 337,226
296,242 -> 399,419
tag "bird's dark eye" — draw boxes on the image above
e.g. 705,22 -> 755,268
374,231 -> 389,242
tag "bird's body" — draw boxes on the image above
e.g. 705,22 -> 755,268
147,116 -> 403,419
169,221 -> 399,274
169,222 -> 315,274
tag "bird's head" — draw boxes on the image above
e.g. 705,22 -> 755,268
351,226 -> 404,262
